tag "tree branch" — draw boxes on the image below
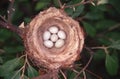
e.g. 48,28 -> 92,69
0,17 -> 21,36
8,0 -> 15,22
64,0 -> 93,9
74,46 -> 94,79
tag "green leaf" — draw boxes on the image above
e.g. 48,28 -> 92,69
93,50 -> 106,61
83,22 -> 96,37
24,75 -> 29,79
24,17 -> 31,24
97,38 -> 111,45
97,0 -> 109,5
106,32 -> 120,41
65,0 -> 84,17
95,20 -> 117,30
5,71 -> 21,79
4,46 -> 24,53
27,65 -> 39,78
35,1 -> 49,11
67,70 -> 76,79
0,58 -> 21,76
109,0 -> 120,14
84,5 -> 104,20
0,57 -> 3,63
105,54 -> 119,76
53,0 -> 60,7
109,40 -> 120,50
0,29 -> 12,42
72,5 -> 84,18
65,8 -> 74,16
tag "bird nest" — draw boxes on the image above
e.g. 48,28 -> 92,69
22,7 -> 84,70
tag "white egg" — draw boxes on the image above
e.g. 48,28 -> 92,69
43,31 -> 51,40
55,39 -> 65,48
57,30 -> 66,39
43,40 -> 53,48
49,26 -> 59,33
50,34 -> 58,42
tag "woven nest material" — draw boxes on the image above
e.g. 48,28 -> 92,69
22,7 -> 84,70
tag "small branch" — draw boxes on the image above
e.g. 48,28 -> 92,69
74,46 -> 94,79
64,0 -> 93,9
21,54 -> 28,79
91,46 -> 109,54
8,0 -> 15,22
60,70 -> 67,79
83,71 -> 87,79
85,69 -> 102,79
108,23 -> 120,31
0,16 -> 21,36
57,0 -> 63,8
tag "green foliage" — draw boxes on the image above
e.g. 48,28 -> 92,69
83,22 -> 96,37
0,58 -> 23,76
105,53 -> 119,76
27,65 -> 39,78
0,0 -> 120,79
95,20 -> 117,31
93,50 -> 106,61
109,40 -> 120,50
3,46 -> 24,54
67,70 -> 77,79
4,71 -> 21,79
65,5 -> 84,18
35,0 -> 50,11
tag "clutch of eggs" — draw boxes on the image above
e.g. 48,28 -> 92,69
43,26 -> 66,48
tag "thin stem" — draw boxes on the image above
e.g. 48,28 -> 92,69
64,0 -> 93,9
85,69 -> 102,79
11,54 -> 26,79
8,0 -> 15,22
60,70 -> 67,79
71,68 -> 79,74
74,46 -> 94,79
83,71 -> 87,79
74,55 -> 93,79
0,16 -> 21,36
57,0 -> 63,8
91,46 -> 109,54
21,54 -> 28,79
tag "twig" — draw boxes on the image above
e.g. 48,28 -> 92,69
60,69 -> 67,79
64,0 -> 93,9
85,69 -> 102,79
21,54 -> 28,79
57,0 -> 63,8
83,71 -> 87,79
74,46 -> 94,79
0,16 -> 21,36
8,0 -> 15,22
0,16 -> 7,22
71,68 -> 79,74
91,46 -> 109,54
11,55 -> 26,79
108,23 -> 120,31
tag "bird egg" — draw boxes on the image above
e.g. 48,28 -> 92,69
49,26 -> 58,33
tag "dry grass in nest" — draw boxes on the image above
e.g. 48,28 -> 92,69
21,7 -> 84,70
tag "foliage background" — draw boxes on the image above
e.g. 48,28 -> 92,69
0,0 -> 120,79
